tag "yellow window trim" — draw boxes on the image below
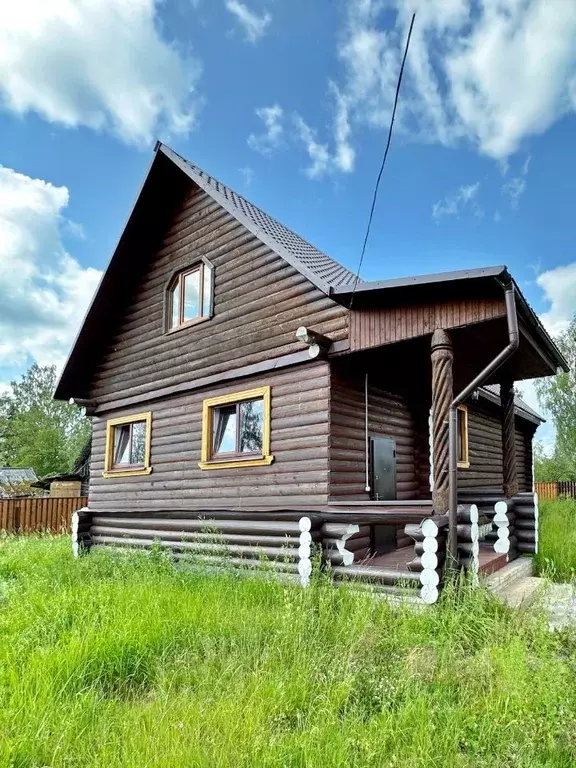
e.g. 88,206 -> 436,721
103,412 -> 153,478
457,404 -> 470,469
199,386 -> 273,470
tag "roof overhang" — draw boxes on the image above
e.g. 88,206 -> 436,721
478,387 -> 543,426
332,265 -> 568,379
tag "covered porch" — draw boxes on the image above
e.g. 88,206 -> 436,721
323,272 -> 562,591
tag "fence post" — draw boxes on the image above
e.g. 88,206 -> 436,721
13,501 -> 21,533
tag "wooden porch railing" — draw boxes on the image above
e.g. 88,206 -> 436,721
535,482 -> 576,501
0,497 -> 88,533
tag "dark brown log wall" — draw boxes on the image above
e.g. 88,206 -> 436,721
516,427 -> 534,493
412,404 -> 534,496
329,372 -> 419,500
457,407 -> 532,494
89,181 -> 348,405
349,298 -> 506,351
89,362 -> 331,511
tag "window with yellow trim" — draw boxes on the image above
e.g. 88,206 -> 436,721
199,387 -> 273,470
103,413 -> 152,477
457,405 -> 469,468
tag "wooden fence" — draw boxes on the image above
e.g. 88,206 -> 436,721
0,497 -> 88,533
535,482 -> 576,501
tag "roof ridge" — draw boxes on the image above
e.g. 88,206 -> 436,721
159,144 -> 359,294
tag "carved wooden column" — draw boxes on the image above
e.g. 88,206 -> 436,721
500,378 -> 518,499
431,330 -> 453,514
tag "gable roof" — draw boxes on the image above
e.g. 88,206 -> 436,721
55,142 -> 567,401
160,145 -> 358,293
55,143 -> 358,400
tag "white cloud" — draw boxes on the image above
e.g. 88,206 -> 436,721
330,83 -> 356,173
537,262 -> 576,338
432,182 -> 481,220
247,104 -> 284,155
0,0 -> 201,146
293,116 -> 331,179
238,166 -> 254,186
64,220 -> 86,240
304,0 -> 576,173
0,166 -> 101,378
225,0 -> 271,43
291,85 -> 356,179
502,155 -> 531,209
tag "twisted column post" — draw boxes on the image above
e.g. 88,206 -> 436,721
431,329 -> 453,515
501,378 -> 518,499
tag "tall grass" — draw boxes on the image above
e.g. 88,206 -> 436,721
536,499 -> 576,581
1,535 -> 576,767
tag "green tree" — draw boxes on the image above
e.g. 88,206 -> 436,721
536,315 -> 576,481
0,364 -> 90,478
533,442 -> 574,482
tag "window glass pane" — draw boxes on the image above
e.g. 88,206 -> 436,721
202,265 -> 212,317
183,269 -> 200,321
113,425 -> 131,466
213,405 -> 237,454
457,410 -> 465,462
170,283 -> 180,329
239,399 -> 264,453
131,421 -> 147,465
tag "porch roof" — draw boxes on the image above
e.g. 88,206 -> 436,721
331,265 -> 568,381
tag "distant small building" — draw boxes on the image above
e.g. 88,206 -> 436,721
31,440 -> 91,498
0,468 -> 38,498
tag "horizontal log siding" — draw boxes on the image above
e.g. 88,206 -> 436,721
329,372 -> 419,501
457,406 -> 534,493
349,298 -> 506,351
515,428 -> 533,493
89,363 -> 331,511
458,408 -> 504,492
89,184 -> 348,404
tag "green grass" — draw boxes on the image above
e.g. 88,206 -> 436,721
536,499 -> 576,581
1,536 -> 576,767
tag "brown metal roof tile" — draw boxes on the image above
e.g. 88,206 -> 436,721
160,145 -> 359,293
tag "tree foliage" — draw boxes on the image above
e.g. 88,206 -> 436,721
536,315 -> 576,481
533,442 -> 575,482
0,364 -> 90,478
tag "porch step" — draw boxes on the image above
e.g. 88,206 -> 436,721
496,577 -> 543,609
484,556 -> 533,590
484,557 -> 543,608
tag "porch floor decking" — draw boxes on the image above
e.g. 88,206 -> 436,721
364,545 -> 509,575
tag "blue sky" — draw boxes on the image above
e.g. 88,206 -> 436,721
1,0 -> 575,447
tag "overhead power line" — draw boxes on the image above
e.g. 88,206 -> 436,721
349,12 -> 416,309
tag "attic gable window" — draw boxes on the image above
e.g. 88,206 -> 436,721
199,386 -> 274,470
167,259 -> 213,332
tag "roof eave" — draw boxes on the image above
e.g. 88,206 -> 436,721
54,144 -> 167,401
158,144 -> 336,296
331,265 -> 509,298
478,388 -> 544,426
512,279 -> 569,374
331,265 -> 567,377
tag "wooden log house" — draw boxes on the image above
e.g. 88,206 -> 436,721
57,143 -> 567,603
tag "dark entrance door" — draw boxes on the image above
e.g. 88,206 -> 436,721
370,437 -> 397,501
